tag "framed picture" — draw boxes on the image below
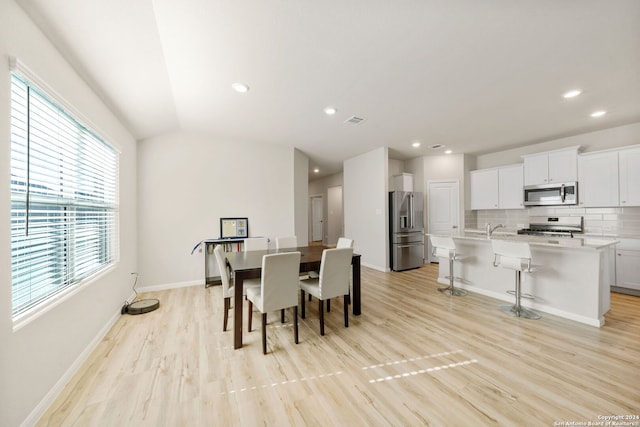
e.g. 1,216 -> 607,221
220,217 -> 248,239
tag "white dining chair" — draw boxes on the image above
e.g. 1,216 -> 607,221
307,236 -> 353,284
336,237 -> 354,249
244,237 -> 269,251
275,236 -> 298,250
335,237 -> 354,305
213,245 -> 260,331
300,247 -> 353,336
245,251 -> 302,354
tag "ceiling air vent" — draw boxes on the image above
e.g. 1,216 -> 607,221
344,116 -> 366,125
430,144 -> 445,149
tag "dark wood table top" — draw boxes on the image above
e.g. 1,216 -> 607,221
225,245 -> 333,271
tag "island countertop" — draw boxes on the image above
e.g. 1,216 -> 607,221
429,230 -> 615,327
440,229 -> 620,250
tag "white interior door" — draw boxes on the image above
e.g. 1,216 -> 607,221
427,180 -> 460,263
327,186 -> 343,246
311,196 -> 324,242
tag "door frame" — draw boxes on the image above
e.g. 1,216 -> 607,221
309,194 -> 324,243
426,180 -> 461,263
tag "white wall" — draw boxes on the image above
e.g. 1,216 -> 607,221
136,131 -> 302,288
388,158 -> 404,188
294,149 -> 309,246
0,2 -> 138,426
344,147 -> 389,271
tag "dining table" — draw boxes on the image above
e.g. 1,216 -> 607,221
225,245 -> 362,349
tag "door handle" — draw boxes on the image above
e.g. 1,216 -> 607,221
409,194 -> 414,229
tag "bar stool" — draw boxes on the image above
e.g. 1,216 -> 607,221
429,235 -> 467,296
491,239 -> 541,320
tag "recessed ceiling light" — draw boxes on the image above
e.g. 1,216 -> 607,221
324,107 -> 337,115
313,168 -> 320,173
232,82 -> 250,93
562,89 -> 582,99
590,110 -> 607,118
412,142 -> 421,148
444,150 -> 452,154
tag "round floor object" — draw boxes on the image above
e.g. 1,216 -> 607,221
123,299 -> 160,315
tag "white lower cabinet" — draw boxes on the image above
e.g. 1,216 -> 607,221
615,249 -> 640,291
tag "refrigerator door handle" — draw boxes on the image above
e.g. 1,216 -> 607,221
409,194 -> 414,229
397,243 -> 423,248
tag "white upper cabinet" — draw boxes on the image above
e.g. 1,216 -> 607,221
578,151 -> 619,207
522,146 -> 579,186
619,146 -> 640,206
523,152 -> 548,186
470,164 -> 523,210
470,168 -> 499,210
498,164 -> 524,209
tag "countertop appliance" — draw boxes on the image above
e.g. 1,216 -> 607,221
517,216 -> 583,237
389,191 -> 424,271
523,182 -> 578,206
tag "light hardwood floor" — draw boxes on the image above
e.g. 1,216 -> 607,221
37,264 -> 640,426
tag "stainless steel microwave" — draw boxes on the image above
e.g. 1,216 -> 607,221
523,182 -> 578,206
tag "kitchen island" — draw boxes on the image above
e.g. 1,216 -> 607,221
431,231 -> 618,327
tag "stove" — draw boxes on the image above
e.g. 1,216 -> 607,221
517,216 -> 583,238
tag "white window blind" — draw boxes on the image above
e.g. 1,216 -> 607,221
10,71 -> 119,318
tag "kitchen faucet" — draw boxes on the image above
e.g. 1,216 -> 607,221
486,223 -> 505,238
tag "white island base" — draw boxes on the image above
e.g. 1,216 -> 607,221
436,235 -> 614,327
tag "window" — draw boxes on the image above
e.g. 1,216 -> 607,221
10,71 -> 118,319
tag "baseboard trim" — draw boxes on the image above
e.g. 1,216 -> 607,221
437,278 -> 604,328
135,279 -> 204,294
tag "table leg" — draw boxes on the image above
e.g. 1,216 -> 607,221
234,271 -> 245,349
352,255 -> 361,315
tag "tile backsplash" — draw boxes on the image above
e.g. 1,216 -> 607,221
466,206 -> 640,237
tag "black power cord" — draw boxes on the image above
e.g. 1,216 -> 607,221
121,273 -> 160,315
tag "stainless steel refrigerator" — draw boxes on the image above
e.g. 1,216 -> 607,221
389,191 -> 424,271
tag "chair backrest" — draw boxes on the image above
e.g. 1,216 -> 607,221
429,235 -> 456,259
336,237 -> 354,248
244,237 -> 269,251
213,245 -> 232,297
276,236 -> 298,250
491,239 -> 532,271
318,247 -> 353,299
260,251 -> 301,313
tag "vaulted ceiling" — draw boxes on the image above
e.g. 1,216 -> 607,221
17,0 -> 640,177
